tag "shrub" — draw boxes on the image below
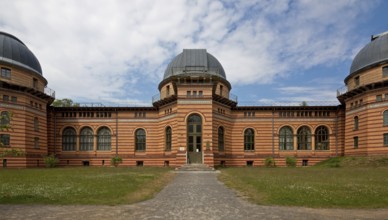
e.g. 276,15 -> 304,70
285,156 -> 297,167
43,154 -> 59,168
265,157 -> 276,167
111,156 -> 123,167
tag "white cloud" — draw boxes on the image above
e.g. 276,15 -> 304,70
0,0 -> 379,103
277,86 -> 338,103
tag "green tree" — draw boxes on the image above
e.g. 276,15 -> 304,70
51,98 -> 80,107
300,101 -> 308,106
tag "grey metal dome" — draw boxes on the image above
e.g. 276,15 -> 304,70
0,31 -> 42,75
350,31 -> 388,75
163,49 -> 226,80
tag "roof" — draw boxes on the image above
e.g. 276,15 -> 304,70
0,31 -> 42,75
349,31 -> 388,76
163,49 -> 226,80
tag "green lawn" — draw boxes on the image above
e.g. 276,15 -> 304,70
0,167 -> 174,205
219,167 -> 388,208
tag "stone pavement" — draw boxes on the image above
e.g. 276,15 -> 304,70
1,171 -> 388,220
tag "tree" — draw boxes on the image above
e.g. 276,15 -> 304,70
300,101 -> 308,106
51,98 -> 80,107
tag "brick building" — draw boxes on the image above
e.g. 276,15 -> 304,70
1,31 -> 388,168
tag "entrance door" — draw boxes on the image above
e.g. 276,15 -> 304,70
187,114 -> 202,164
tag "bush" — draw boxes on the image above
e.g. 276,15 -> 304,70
265,157 -> 276,167
285,156 -> 297,167
43,154 -> 59,168
111,156 -> 123,167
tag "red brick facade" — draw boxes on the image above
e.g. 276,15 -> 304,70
1,32 -> 388,168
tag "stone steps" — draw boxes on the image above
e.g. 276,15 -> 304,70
175,163 -> 215,172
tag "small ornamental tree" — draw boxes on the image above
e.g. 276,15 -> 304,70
265,157 -> 276,167
43,154 -> 59,168
111,156 -> 123,167
286,156 -> 297,167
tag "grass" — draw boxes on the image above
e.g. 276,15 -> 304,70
0,167 -> 174,205
315,156 -> 388,168
219,158 -> 388,208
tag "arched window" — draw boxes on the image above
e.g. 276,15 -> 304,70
165,126 -> 172,151
354,116 -> 359,130
1,111 -> 10,127
34,117 -> 39,131
135,129 -> 146,151
315,126 -> 329,150
279,126 -> 293,150
97,127 -> 111,151
80,127 -> 93,151
62,127 -> 76,151
297,126 -> 311,150
384,110 -> 388,126
244,128 -> 254,151
218,126 -> 224,151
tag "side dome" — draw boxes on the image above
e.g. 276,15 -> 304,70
163,49 -> 226,80
0,31 -> 42,75
349,31 -> 388,75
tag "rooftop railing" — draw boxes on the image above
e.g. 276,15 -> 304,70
237,100 -> 340,107
44,86 -> 55,98
229,93 -> 238,103
152,92 -> 238,104
336,85 -> 348,97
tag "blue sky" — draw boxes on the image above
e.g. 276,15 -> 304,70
1,0 -> 388,106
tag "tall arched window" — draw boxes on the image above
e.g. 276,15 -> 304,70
354,116 -> 359,130
279,126 -> 293,150
80,127 -> 93,151
384,110 -> 388,126
62,127 -> 76,151
297,126 -> 311,150
97,127 -> 111,151
1,111 -> 10,127
165,126 -> 172,151
135,129 -> 146,151
315,126 -> 329,150
244,128 -> 254,151
218,126 -> 224,151
34,117 -> 39,131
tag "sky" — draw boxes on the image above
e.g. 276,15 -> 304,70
1,0 -> 388,106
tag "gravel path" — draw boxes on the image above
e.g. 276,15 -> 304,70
1,171 -> 387,219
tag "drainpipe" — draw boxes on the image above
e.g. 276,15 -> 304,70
272,108 -> 275,157
335,107 -> 339,157
54,109 -> 57,155
116,108 -> 118,157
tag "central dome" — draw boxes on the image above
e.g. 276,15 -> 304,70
163,49 -> 226,80
349,31 -> 388,76
0,31 -> 42,75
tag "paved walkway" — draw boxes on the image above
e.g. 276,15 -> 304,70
1,171 -> 388,219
